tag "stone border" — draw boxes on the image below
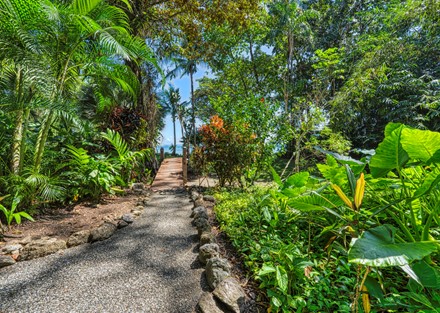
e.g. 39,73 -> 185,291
189,189 -> 246,313
0,185 -> 151,268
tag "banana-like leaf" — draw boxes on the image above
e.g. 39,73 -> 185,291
369,123 -> 409,177
348,224 -> 438,267
270,166 -> 282,187
401,128 -> 440,164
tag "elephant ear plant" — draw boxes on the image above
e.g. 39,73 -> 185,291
0,193 -> 34,232
341,123 -> 440,312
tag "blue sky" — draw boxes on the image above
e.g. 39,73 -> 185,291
160,64 -> 211,146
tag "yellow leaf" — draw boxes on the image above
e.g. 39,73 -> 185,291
354,173 -> 365,210
345,226 -> 357,237
361,285 -> 371,313
331,184 -> 353,209
0,194 -> 10,202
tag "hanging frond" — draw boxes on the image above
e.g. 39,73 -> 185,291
71,0 -> 101,16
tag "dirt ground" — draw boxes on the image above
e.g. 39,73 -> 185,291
0,192 -> 144,248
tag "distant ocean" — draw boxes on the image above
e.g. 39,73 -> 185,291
157,144 -> 184,155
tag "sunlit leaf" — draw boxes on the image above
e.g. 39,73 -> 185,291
401,128 -> 440,164
276,265 -> 288,293
369,123 -> 409,177
331,184 -> 353,209
348,225 -> 438,267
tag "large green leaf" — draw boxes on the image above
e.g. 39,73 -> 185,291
284,172 -> 309,188
288,193 -> 341,211
270,166 -> 282,187
411,260 -> 440,289
369,124 -> 409,177
401,128 -> 440,164
317,154 -> 346,185
414,170 -> 440,198
348,224 -> 438,267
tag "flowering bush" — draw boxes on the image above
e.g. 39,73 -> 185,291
194,115 -> 258,186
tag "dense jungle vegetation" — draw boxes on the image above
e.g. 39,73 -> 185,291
0,0 -> 439,311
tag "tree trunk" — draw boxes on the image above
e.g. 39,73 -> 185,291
11,108 -> 30,175
294,137 -> 301,173
172,116 -> 176,155
33,110 -> 55,172
11,109 -> 24,174
190,70 -> 196,148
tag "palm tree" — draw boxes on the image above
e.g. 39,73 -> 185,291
0,0 -> 154,204
160,85 -> 181,155
26,0 -> 148,172
0,0 -> 53,175
167,47 -> 201,148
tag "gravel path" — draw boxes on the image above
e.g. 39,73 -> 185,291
0,191 -> 204,313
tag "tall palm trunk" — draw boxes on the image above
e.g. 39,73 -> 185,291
190,70 -> 196,148
11,66 -> 24,174
172,116 -> 176,155
11,108 -> 30,174
33,110 -> 55,172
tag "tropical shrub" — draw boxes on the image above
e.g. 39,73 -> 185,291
63,129 -> 151,201
212,123 -> 440,312
101,129 -> 151,183
194,115 -> 258,186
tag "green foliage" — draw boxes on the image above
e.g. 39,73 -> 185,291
0,0 -> 158,209
348,224 -> 438,267
212,122 -> 440,312
0,193 -> 34,231
101,129 -> 151,183
64,145 -> 117,200
63,129 -> 150,201
213,185 -> 357,312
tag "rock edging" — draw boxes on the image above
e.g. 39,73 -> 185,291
0,185 -> 151,268
189,189 -> 246,313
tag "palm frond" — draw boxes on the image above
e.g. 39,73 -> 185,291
71,0 -> 101,16
92,3 -> 130,30
66,145 -> 91,166
101,129 -> 128,159
96,29 -> 131,60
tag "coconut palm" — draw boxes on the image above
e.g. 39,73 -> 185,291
160,85 -> 182,156
167,49 -> 201,148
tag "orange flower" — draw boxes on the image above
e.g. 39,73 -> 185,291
210,115 -> 224,129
